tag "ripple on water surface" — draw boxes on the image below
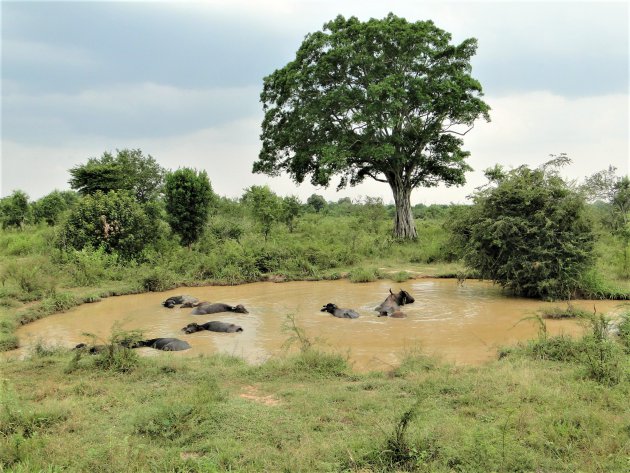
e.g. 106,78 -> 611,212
8,279 -> 627,371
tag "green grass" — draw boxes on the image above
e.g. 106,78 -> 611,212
1,334 -> 628,472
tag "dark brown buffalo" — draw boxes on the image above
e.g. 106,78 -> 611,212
182,321 -> 243,334
162,295 -> 200,309
321,303 -> 360,319
191,303 -> 248,315
375,289 -> 415,316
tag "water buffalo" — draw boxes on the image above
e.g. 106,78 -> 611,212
133,338 -> 191,351
182,321 -> 243,334
375,289 -> 415,316
74,337 -> 191,352
321,303 -> 360,319
73,342 -> 107,354
162,295 -> 200,309
191,302 -> 249,315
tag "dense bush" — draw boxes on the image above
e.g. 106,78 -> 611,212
32,190 -> 75,226
59,190 -> 160,260
0,190 -> 30,229
449,158 -> 596,300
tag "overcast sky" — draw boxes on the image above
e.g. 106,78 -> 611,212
1,1 -> 628,204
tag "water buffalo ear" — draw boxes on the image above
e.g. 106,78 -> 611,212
389,288 -> 393,295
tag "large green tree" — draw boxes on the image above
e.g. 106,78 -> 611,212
253,14 -> 490,239
164,168 -> 214,247
69,149 -> 165,203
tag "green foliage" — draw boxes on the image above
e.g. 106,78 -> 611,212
140,268 -> 177,292
306,194 -> 327,213
579,314 -> 627,386
39,291 -> 79,313
61,248 -> 121,286
450,157 -> 596,300
254,13 -> 490,239
348,267 -> 383,283
242,185 -> 282,240
91,327 -> 143,373
280,195 -> 303,232
32,190 -> 74,226
68,148 -> 165,202
59,190 -> 159,260
390,271 -> 411,283
0,190 -> 30,229
538,303 -> 591,319
164,168 -> 214,247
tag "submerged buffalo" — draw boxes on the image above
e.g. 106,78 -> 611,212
133,338 -> 191,351
182,321 -> 243,334
74,337 -> 191,352
162,295 -> 200,309
191,303 -> 249,315
375,289 -> 415,316
321,303 -> 360,319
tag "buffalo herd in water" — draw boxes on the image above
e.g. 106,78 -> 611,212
75,288 -> 415,353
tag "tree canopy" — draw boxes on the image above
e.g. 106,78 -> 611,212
69,149 -> 165,203
254,13 -> 490,239
0,190 -> 29,229
164,168 -> 214,247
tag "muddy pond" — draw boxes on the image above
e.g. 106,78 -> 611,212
8,279 -> 628,371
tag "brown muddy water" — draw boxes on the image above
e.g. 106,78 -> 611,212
6,279 -> 629,371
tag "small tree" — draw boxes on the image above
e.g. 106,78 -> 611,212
356,196 -> 388,233
33,190 -> 70,226
242,185 -> 282,241
281,195 -> 303,233
583,167 -> 630,276
0,190 -> 30,229
164,168 -> 214,247
307,194 -> 327,213
69,148 -> 165,203
449,156 -> 595,300
59,191 -> 159,259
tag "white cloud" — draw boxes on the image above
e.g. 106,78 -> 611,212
5,89 -> 624,205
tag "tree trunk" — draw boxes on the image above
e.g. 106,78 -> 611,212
390,182 -> 417,240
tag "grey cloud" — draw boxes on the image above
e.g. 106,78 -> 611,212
3,83 -> 261,145
2,2 -> 300,94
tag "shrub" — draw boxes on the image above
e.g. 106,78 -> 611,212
59,191 -> 160,260
141,268 -> 177,292
449,157 -> 596,300
349,267 -> 382,283
39,291 -> 78,314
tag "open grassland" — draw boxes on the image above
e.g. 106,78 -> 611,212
2,326 -> 629,472
1,204 -> 630,471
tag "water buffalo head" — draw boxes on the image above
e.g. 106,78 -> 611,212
182,322 -> 204,334
232,304 -> 249,314
397,289 -> 415,305
321,303 -> 338,313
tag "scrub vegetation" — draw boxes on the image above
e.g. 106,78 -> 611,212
1,312 -> 629,472
1,151 -> 630,471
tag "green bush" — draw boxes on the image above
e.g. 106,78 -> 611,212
348,267 -> 382,283
59,190 -> 160,260
39,291 -> 78,314
449,157 -> 596,300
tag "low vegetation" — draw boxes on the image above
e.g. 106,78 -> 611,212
1,312 -> 628,471
1,151 -> 630,470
